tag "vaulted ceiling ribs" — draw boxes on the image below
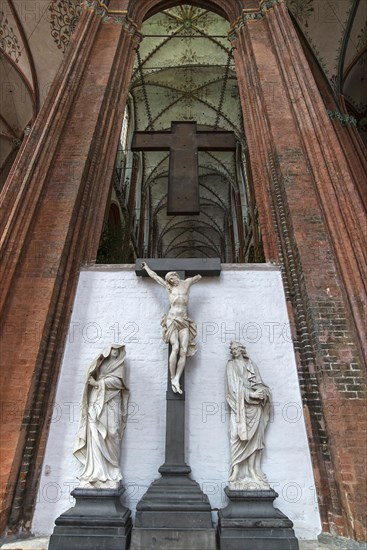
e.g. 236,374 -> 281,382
130,5 -> 243,260
288,0 -> 367,141
0,0 -> 81,184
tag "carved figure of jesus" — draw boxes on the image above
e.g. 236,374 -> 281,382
141,262 -> 201,394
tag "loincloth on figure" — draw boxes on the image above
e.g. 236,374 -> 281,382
160,314 -> 197,357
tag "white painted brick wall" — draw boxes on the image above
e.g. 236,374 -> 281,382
32,266 -> 321,539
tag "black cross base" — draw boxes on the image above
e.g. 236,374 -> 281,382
130,258 -> 220,550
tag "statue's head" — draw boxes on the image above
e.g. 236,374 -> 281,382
230,341 -> 247,358
102,344 -> 125,359
165,271 -> 180,286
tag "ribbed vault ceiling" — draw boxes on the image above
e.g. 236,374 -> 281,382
0,0 -> 365,184
289,0 -> 366,139
0,0 -> 81,183
129,5 -> 243,259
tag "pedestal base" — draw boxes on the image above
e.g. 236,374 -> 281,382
48,485 -> 132,550
217,488 -> 299,550
130,474 -> 216,550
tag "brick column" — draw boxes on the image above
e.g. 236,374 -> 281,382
230,0 -> 366,541
0,1 -> 140,532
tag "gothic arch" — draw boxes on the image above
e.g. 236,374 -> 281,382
127,0 -> 243,27
1,0 -> 365,541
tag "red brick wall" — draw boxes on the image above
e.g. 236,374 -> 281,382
231,1 -> 366,540
0,7 -> 140,532
0,0 -> 365,542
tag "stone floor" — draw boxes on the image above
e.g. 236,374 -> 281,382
0,540 -> 49,550
2,536 -> 367,550
0,538 -> 336,549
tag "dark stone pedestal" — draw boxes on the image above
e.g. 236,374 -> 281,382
130,470 -> 216,550
130,348 -> 216,550
217,488 -> 299,550
49,485 -> 132,550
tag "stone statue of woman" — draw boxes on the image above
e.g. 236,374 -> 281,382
226,341 -> 271,490
74,344 -> 129,488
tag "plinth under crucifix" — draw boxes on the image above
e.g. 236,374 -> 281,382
130,258 -> 220,550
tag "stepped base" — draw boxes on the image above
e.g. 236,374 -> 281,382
130,473 -> 216,550
131,528 -> 217,550
217,488 -> 299,550
48,485 -> 132,550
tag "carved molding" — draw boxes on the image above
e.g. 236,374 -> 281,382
228,0 -> 285,40
82,0 -> 141,37
83,0 -> 108,18
327,109 -> 358,128
260,0 -> 286,12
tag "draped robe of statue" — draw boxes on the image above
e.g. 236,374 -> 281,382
74,344 -> 129,488
226,344 -> 271,489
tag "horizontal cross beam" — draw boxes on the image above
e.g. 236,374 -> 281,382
131,122 -> 236,215
132,130 -> 236,151
135,258 -> 221,277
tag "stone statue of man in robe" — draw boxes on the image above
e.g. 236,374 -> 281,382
74,344 -> 129,488
226,341 -> 271,490
141,262 -> 201,394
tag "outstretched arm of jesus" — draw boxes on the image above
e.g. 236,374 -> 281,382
186,274 -> 202,286
141,262 -> 167,287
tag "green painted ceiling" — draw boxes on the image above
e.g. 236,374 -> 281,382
128,5 -> 244,259
0,0 -> 365,235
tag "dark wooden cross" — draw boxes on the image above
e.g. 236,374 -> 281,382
131,121 -> 236,215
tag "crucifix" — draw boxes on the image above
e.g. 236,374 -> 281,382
131,258 -> 221,550
131,121 -> 236,215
